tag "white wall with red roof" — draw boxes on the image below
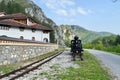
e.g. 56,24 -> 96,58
0,12 -> 51,43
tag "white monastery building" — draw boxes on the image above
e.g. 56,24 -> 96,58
0,12 -> 52,43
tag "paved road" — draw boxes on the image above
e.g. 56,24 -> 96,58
86,49 -> 120,80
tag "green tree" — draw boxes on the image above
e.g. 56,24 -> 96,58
6,1 -> 12,14
7,1 -> 24,14
50,31 -> 55,43
0,0 -> 6,12
65,40 -> 70,47
115,35 -> 120,45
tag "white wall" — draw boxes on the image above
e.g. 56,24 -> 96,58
0,14 -> 5,17
0,26 -> 50,42
27,18 -> 33,25
43,32 -> 50,42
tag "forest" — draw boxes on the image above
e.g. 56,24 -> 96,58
0,0 -> 25,14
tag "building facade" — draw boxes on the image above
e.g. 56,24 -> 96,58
0,12 -> 52,43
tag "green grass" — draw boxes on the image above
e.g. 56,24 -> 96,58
84,43 -> 120,55
0,49 -> 62,74
104,45 -> 120,55
47,51 -> 112,80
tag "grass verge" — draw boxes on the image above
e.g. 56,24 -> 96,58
49,51 -> 112,80
0,49 -> 62,74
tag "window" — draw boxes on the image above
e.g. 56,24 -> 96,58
19,27 -> 25,31
20,36 -> 24,40
0,26 -> 9,30
43,38 -> 48,43
6,27 -> 9,30
32,37 -> 35,41
32,29 -> 36,33
43,31 -> 48,34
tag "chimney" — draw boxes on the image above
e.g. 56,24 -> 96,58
0,12 -> 6,17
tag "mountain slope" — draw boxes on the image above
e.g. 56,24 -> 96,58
58,25 -> 114,45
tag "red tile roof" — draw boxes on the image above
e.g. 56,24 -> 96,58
29,23 -> 52,31
0,13 -> 53,31
0,19 -> 52,31
0,13 -> 27,20
0,19 -> 27,27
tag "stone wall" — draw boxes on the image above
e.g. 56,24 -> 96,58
0,44 -> 58,65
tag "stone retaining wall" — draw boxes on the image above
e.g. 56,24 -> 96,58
0,44 -> 58,65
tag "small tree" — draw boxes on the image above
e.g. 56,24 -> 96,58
115,35 -> 120,45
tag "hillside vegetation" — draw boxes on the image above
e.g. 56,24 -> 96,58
58,25 -> 113,46
0,0 -> 25,14
84,35 -> 120,55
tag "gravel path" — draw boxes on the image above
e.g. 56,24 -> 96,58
16,51 -> 79,80
87,49 -> 120,80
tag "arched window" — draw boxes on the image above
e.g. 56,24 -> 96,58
43,38 -> 48,43
32,29 -> 36,33
20,36 -> 24,40
19,27 -> 25,31
32,37 -> 35,41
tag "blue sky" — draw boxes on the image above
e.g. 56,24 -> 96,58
32,0 -> 120,34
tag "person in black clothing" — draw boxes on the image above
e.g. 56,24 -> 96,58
71,36 -> 83,61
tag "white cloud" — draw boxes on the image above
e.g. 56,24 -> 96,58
77,7 -> 88,15
56,9 -> 68,16
60,0 -> 75,6
70,19 -> 75,22
41,0 -> 75,9
41,0 -> 75,16
88,9 -> 94,14
40,0 -> 93,16
69,9 -> 76,16
43,0 -> 58,9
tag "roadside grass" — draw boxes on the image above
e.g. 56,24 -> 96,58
84,44 -> 120,55
49,51 -> 112,80
0,49 -> 62,74
104,45 -> 120,55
